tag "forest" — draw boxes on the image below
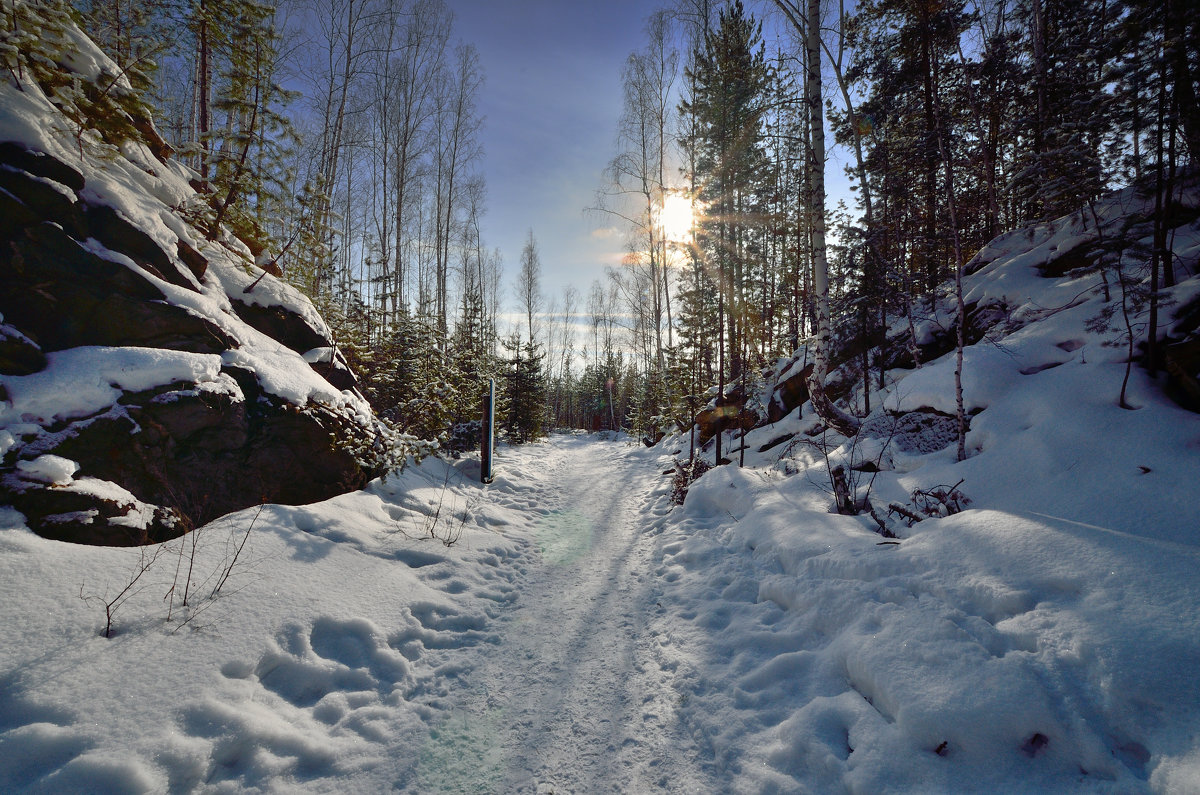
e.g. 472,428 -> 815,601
2,2 -> 1200,789
42,0 -> 1200,451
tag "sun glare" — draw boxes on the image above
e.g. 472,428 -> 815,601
658,192 -> 696,244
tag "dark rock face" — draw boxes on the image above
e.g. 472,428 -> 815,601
696,392 -> 759,447
2,223 -> 238,355
0,322 -> 45,375
0,143 -> 376,546
1165,336 -> 1200,412
0,142 -> 85,190
3,473 -> 185,546
231,298 -> 329,355
30,383 -> 368,539
310,353 -> 359,392
768,362 -> 813,424
84,202 -> 202,291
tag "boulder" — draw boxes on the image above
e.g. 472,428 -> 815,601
29,382 -> 370,541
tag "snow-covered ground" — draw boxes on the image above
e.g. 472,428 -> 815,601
2,419 -> 1198,793
3,178 -> 1200,791
0,436 -> 695,793
2,8 -> 1196,792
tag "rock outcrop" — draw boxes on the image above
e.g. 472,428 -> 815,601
0,27 -> 384,545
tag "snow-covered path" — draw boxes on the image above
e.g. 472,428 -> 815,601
1,435 -> 720,794
4,429 -> 1199,793
410,435 -> 714,793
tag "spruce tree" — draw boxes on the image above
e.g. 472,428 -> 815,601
201,0 -> 298,258
501,334 -> 547,444
1009,0 -> 1114,221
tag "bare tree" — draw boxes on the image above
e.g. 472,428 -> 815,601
517,229 -> 544,346
381,0 -> 452,322
432,42 -> 484,341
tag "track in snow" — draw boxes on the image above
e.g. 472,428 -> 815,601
406,435 -> 716,794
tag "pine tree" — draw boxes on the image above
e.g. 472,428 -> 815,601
200,0 -> 299,257
1009,0 -> 1115,221
683,0 -> 772,459
1,0 -> 163,155
73,0 -> 175,98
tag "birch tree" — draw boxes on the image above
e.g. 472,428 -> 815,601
772,0 -> 860,437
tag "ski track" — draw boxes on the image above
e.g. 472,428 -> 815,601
400,436 -> 715,794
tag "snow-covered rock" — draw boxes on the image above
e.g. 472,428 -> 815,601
14,455 -> 78,485
0,17 -> 382,545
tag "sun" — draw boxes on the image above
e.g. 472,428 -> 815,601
658,192 -> 697,244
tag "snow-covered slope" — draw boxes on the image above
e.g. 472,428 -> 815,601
647,177 -> 1200,791
0,12 -> 384,545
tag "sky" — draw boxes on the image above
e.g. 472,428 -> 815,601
442,0 -> 661,307
439,0 -> 856,328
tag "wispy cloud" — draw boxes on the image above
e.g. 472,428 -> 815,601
590,226 -> 623,240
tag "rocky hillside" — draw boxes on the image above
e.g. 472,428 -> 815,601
689,169 -> 1200,532
0,15 -> 391,545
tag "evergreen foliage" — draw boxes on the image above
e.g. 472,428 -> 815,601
501,334 -> 547,444
683,0 -> 772,381
197,0 -> 298,257
2,0 -> 161,153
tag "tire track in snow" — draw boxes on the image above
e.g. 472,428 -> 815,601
407,435 -> 716,794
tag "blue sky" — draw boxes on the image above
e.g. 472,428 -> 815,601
440,0 -> 857,323
443,0 -> 656,305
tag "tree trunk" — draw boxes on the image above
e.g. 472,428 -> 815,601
197,0 -> 211,186
930,33 -> 969,462
801,0 -> 860,438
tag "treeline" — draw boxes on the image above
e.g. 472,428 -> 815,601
27,0 -> 1199,450
590,0 -> 1197,449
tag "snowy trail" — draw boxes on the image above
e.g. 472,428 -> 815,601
409,436 -> 715,793
3,429 -> 1199,792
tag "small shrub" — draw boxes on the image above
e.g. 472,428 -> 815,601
886,479 -> 972,528
671,457 -> 711,505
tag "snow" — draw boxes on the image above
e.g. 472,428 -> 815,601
220,347 -> 344,407
302,347 -> 335,365
0,17 -> 1198,787
64,477 -> 162,530
2,405 -> 1197,792
13,455 -> 78,485
0,347 -> 231,426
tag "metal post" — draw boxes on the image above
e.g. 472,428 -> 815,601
481,378 -> 495,484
